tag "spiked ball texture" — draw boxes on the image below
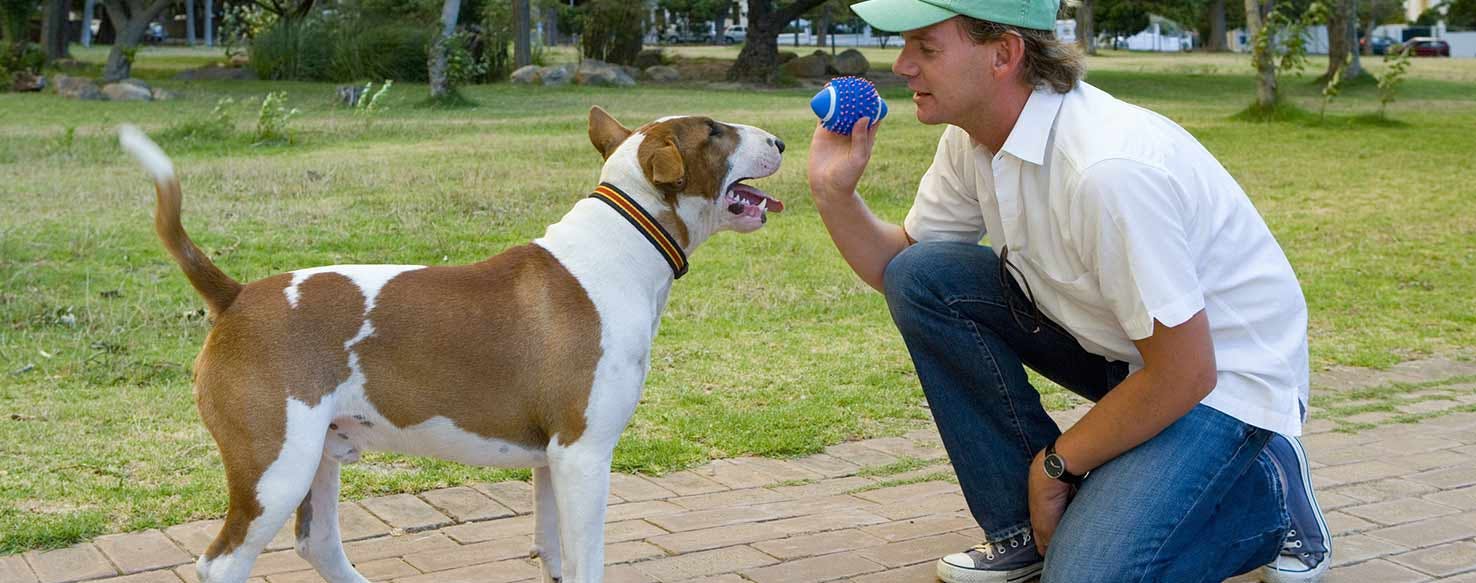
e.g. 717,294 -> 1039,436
810,76 -> 888,136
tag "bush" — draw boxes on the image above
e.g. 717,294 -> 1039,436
0,42 -> 44,90
249,19 -> 334,81
250,15 -> 431,82
579,0 -> 643,66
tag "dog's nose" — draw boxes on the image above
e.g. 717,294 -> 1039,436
772,138 -> 786,154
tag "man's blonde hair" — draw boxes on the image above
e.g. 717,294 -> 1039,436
961,17 -> 1084,93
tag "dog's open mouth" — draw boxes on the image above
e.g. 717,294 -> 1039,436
724,181 -> 784,223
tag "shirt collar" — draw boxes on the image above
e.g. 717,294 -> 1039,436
997,87 -> 1066,166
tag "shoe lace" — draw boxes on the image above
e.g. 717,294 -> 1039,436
1280,529 -> 1315,563
971,531 -> 1031,562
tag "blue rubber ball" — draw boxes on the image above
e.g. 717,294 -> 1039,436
810,76 -> 888,136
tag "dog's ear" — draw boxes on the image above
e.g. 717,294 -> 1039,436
640,135 -> 686,191
588,106 -> 632,160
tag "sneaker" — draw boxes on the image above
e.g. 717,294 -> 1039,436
936,531 -> 1044,583
1261,433 -> 1331,583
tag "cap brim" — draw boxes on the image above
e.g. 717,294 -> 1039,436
851,0 -> 957,33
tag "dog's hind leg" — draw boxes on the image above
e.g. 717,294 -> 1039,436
294,457 -> 368,583
547,441 -> 613,583
197,399 -> 331,583
531,465 -> 563,583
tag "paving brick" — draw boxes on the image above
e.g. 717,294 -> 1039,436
769,477 -> 874,499
855,532 -> 975,568
24,544 -> 117,583
854,437 -> 948,461
1,554 -> 39,583
850,481 -> 959,505
243,549 -> 313,577
695,459 -> 784,489
1336,533 -> 1413,564
675,575 -> 745,583
402,535 -> 529,572
669,488 -> 789,511
750,529 -> 886,560
441,515 -> 533,544
605,501 -> 686,523
869,492 -> 969,521
473,481 -> 535,515
740,550 -> 885,583
609,474 -> 678,502
1319,461 -> 1410,486
786,454 -> 862,479
391,558 -> 540,583
603,563 -> 659,583
1329,478 -> 1440,504
1392,449 -> 1474,473
847,561 -> 938,583
93,571 -> 185,583
344,532 -> 459,564
360,494 -> 453,532
1409,465 -> 1476,489
766,509 -> 892,536
643,471 -> 728,497
338,503 -> 394,541
737,458 -> 827,483
749,495 -> 878,520
1423,486 -> 1476,511
419,486 -> 513,522
604,541 -> 665,564
1378,435 -> 1466,455
645,506 -> 785,533
634,546 -> 778,581
648,522 -> 787,554
860,514 -> 976,543
1317,491 -> 1362,512
1366,513 -> 1476,549
94,530 -> 192,574
822,442 -> 901,470
607,519 -> 668,543
1304,418 -> 1338,434
353,558 -> 421,580
1344,498 -> 1460,526
1389,540 -> 1476,577
1315,444 -> 1401,466
1324,510 -> 1378,536
1327,559 -> 1432,582
263,569 -> 327,583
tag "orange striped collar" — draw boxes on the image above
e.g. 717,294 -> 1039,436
589,182 -> 688,279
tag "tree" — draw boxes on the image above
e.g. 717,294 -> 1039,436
514,0 -> 529,67
42,0 -> 70,60
0,0 -> 36,50
1322,0 -> 1363,82
728,0 -> 830,84
99,0 -> 173,80
427,0 -> 461,99
660,0 -> 731,39
251,0 -> 315,22
1207,0 -> 1227,51
1358,0 -> 1401,53
1096,0 -> 1150,40
1244,0 -> 1276,109
1446,0 -> 1476,27
1077,0 -> 1097,55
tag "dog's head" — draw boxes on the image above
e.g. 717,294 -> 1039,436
588,107 -> 785,249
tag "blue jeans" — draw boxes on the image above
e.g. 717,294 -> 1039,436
883,242 -> 1289,582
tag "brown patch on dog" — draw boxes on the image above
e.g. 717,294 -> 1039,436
193,272 -> 368,559
357,244 -> 602,447
635,117 -> 740,248
589,106 -> 633,160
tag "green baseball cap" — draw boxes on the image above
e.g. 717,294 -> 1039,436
851,0 -> 1060,32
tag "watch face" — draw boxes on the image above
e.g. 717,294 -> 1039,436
1044,454 -> 1064,479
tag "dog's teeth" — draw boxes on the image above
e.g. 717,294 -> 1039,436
759,199 -> 767,211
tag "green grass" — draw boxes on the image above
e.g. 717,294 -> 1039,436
1,45 -> 1474,553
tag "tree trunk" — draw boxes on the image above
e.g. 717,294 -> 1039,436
428,0 -> 462,99
43,0 -> 72,61
1209,0 -> 1227,51
83,0 -> 95,46
1245,0 -> 1276,108
1345,0 -> 1363,76
101,0 -> 172,81
1324,0 -> 1350,80
729,0 -> 828,84
1076,0 -> 1096,54
815,4 -> 827,48
202,0 -> 211,45
185,0 -> 195,45
514,0 -> 529,67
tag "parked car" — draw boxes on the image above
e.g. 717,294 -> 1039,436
1360,35 -> 1397,55
1402,37 -> 1451,57
664,30 -> 712,44
724,25 -> 747,44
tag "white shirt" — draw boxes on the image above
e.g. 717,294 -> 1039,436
903,81 -> 1309,436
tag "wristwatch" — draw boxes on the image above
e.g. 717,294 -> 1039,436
1043,441 -> 1086,486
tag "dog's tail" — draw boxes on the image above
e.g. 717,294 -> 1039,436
119,125 -> 242,315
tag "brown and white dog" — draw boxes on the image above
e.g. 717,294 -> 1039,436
118,107 -> 785,583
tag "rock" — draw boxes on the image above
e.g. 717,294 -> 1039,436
635,49 -> 665,69
510,64 -> 542,84
150,88 -> 179,101
11,72 -> 45,92
175,64 -> 257,81
575,59 -> 635,87
540,65 -> 572,86
782,54 -> 830,78
118,78 -> 151,92
833,49 -> 870,76
52,74 -> 103,100
778,51 -> 799,64
229,54 -> 250,68
643,65 -> 680,82
336,84 -> 366,106
102,82 -> 153,101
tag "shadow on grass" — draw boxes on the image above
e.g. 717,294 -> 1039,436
1231,100 -> 1412,128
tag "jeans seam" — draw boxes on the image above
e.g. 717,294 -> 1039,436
948,303 -> 1037,477
1136,426 -> 1263,583
944,296 -> 1077,343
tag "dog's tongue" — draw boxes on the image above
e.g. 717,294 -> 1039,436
732,183 -> 784,213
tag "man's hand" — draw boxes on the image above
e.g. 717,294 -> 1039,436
1029,449 -> 1073,557
807,117 -> 880,204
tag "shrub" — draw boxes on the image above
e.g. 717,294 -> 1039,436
249,19 -> 334,81
250,14 -> 432,82
579,0 -> 643,66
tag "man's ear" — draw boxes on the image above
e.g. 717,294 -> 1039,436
588,106 -> 632,159
641,136 -> 685,191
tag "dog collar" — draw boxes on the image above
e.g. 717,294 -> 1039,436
589,182 -> 688,280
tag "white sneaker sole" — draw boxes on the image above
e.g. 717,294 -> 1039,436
936,558 -> 1044,583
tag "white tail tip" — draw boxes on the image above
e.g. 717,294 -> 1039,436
118,124 -> 175,183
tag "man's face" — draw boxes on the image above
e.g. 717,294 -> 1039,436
893,18 -> 997,126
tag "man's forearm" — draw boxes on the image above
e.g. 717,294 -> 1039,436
813,190 -> 912,292
1054,366 -> 1214,476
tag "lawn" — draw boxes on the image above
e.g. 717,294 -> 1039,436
0,44 -> 1472,554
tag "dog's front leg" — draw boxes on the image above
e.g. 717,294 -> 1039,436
531,465 -> 563,583
547,441 -> 614,583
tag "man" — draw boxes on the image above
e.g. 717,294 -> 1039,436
805,0 -> 1331,581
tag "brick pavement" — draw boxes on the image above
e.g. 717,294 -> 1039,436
6,358 -> 1476,583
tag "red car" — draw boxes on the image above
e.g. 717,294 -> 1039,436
1403,37 -> 1452,57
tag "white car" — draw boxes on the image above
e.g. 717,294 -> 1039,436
724,25 -> 747,44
